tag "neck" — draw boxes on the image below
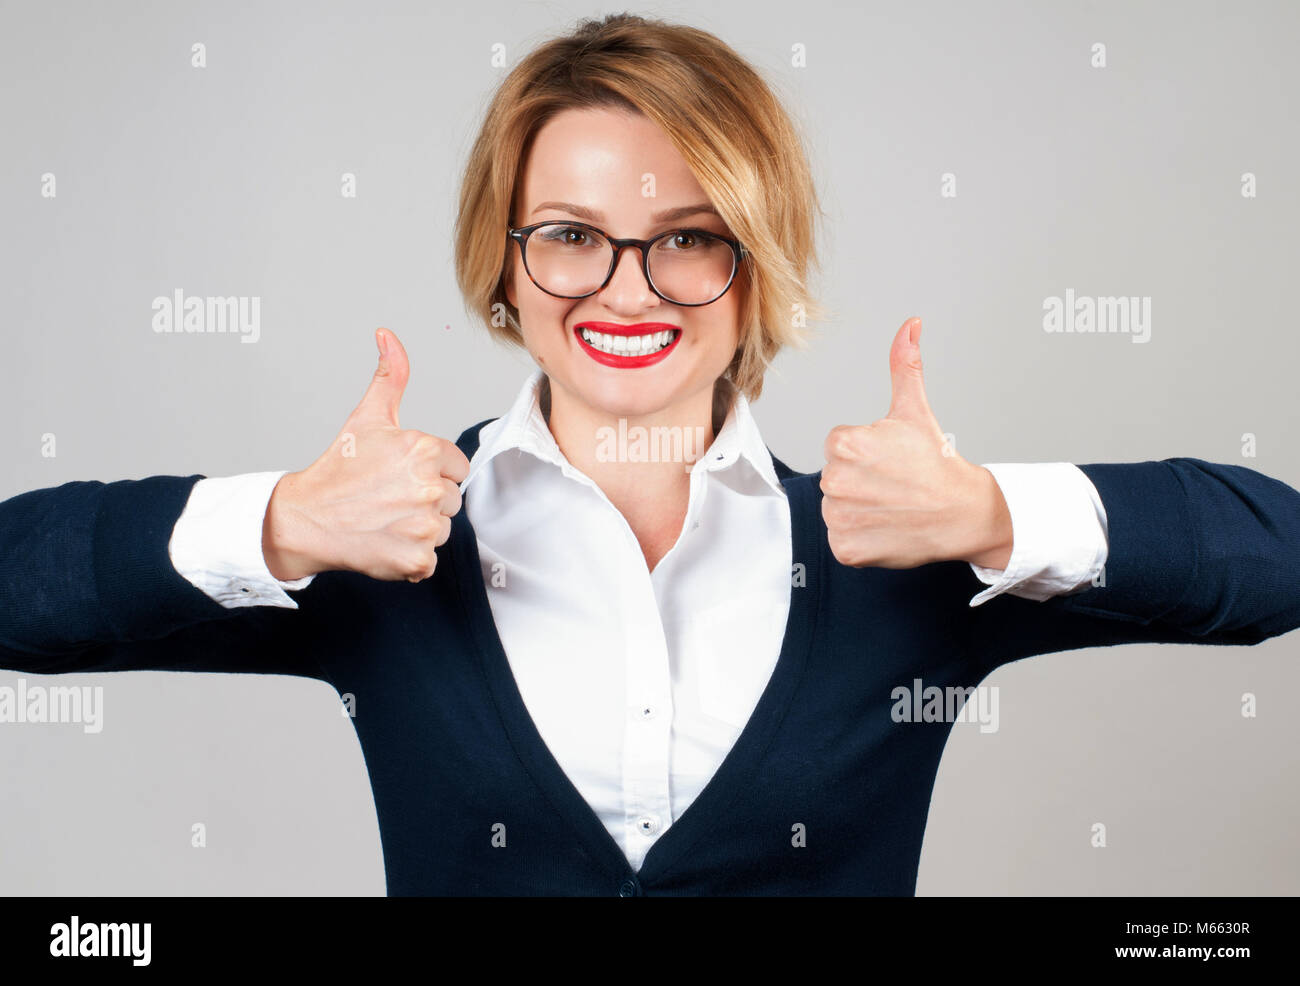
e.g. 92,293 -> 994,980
539,374 -> 736,571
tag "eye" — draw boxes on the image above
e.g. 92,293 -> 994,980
658,229 -> 707,251
537,224 -> 593,246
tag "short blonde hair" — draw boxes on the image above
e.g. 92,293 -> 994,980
453,12 -> 830,402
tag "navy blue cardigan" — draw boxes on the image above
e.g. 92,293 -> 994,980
2,419 -> 1299,895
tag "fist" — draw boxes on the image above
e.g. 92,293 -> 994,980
820,318 -> 1010,569
263,328 -> 471,582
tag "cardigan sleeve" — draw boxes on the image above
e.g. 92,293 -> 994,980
0,474 -> 329,680
954,456 -> 1300,670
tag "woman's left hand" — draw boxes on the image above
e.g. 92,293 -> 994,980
819,317 -> 1014,570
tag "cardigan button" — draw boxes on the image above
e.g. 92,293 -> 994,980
618,879 -> 638,897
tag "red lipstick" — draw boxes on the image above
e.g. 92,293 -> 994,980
574,321 -> 681,368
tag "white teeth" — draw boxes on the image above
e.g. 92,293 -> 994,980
579,328 -> 675,356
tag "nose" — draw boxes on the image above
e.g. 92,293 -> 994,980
601,243 -> 659,308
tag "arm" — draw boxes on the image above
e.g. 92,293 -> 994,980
1,329 -> 472,677
815,455 -> 1300,684
819,320 -> 1300,660
956,456 -> 1300,673
0,474 -> 328,679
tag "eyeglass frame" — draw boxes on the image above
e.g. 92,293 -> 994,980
506,220 -> 748,307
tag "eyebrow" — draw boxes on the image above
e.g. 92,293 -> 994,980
530,201 -> 721,224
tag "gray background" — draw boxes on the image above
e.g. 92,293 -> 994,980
1,0 -> 1296,895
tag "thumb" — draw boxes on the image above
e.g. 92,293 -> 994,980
886,317 -> 937,425
352,328 -> 410,428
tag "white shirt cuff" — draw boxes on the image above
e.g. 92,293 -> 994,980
967,462 -> 1109,607
168,471 -> 317,610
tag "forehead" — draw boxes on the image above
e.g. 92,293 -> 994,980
517,107 -> 712,222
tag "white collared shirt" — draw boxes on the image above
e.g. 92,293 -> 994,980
169,369 -> 1108,870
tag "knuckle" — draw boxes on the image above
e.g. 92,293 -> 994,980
436,478 -> 463,512
819,464 -> 852,500
449,449 -> 472,483
434,514 -> 452,545
443,482 -> 464,516
824,425 -> 865,462
829,535 -> 865,568
417,481 -> 461,517
410,433 -> 439,455
821,498 -> 844,528
826,530 -> 849,565
403,546 -> 437,580
823,426 -> 847,460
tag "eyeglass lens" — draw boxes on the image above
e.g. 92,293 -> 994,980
524,223 -> 735,305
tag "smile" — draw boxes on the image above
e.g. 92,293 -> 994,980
574,322 -> 681,368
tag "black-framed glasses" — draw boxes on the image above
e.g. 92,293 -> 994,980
507,220 -> 746,307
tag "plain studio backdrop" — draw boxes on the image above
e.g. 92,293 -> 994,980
0,0 -> 1297,895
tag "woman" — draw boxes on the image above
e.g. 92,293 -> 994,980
3,13 -> 1299,896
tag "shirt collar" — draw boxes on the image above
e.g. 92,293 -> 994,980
460,368 -> 784,497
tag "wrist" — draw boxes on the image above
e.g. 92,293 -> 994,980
262,471 -> 327,581
961,465 -> 1014,570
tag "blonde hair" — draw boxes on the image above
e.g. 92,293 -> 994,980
453,12 -> 830,403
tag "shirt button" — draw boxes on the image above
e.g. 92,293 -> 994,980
636,705 -> 656,720
638,815 -> 660,836
618,879 -> 637,897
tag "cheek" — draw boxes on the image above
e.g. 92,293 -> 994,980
516,291 -> 575,355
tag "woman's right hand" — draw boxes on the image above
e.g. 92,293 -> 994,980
261,328 -> 472,583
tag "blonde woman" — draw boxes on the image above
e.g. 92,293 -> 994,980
3,13 -> 1299,896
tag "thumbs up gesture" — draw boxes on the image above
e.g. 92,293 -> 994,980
820,318 -> 1013,570
262,329 -> 471,582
